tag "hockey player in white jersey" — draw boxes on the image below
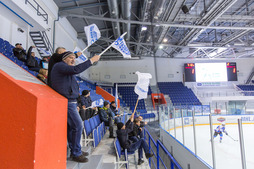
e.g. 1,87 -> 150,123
213,122 -> 228,143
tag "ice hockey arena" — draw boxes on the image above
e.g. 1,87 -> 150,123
1,0 -> 254,169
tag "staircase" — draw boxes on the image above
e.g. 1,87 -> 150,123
150,85 -> 160,93
246,68 -> 254,84
29,31 -> 53,57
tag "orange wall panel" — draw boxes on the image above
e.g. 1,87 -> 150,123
0,70 -> 67,169
96,86 -> 120,108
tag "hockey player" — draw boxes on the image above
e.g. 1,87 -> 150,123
213,122 -> 228,143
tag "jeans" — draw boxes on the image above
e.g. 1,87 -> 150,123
67,102 -> 83,157
128,138 -> 149,159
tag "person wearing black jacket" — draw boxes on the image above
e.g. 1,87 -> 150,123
12,43 -> 27,62
116,112 -> 153,165
26,46 -> 48,83
128,118 -> 142,142
110,101 -> 121,123
80,90 -> 96,119
51,51 -> 100,163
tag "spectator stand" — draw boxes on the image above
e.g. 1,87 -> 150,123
83,115 -> 105,148
158,82 -> 202,106
114,138 -> 136,169
0,38 -> 41,78
237,84 -> 254,96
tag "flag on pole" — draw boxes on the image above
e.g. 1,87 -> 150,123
134,71 -> 152,100
84,24 -> 101,47
73,47 -> 88,64
112,36 -> 131,58
90,99 -> 104,108
38,48 -> 51,56
115,83 -> 118,109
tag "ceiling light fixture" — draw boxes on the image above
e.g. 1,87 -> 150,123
141,26 -> 147,31
163,38 -> 168,43
159,45 -> 163,49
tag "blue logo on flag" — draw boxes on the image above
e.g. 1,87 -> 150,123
90,26 -> 98,43
114,37 -> 130,55
136,86 -> 148,93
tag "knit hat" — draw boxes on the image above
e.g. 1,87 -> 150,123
104,101 -> 109,107
61,51 -> 74,60
117,122 -> 124,130
82,90 -> 90,96
15,43 -> 22,46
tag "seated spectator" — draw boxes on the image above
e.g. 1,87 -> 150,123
80,90 -> 96,119
99,101 -> 115,138
26,46 -> 48,83
137,116 -> 147,139
40,57 -> 49,69
116,112 -> 154,165
128,118 -> 142,143
13,43 -> 27,62
110,101 -> 118,113
110,101 -> 121,123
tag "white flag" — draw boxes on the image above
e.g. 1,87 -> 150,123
91,99 -> 104,108
84,24 -> 101,47
38,48 -> 51,56
134,71 -> 152,100
73,47 -> 88,64
112,36 -> 131,58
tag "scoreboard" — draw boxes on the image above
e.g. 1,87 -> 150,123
226,62 -> 237,81
184,62 -> 237,82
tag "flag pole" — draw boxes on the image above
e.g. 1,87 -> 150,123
133,98 -> 139,114
98,32 -> 127,56
81,45 -> 89,53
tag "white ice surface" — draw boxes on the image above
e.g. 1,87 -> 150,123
170,124 -> 254,169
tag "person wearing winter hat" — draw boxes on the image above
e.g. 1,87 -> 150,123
98,101 -> 115,138
116,112 -> 154,165
51,51 -> 100,163
47,47 -> 82,87
80,90 -> 96,119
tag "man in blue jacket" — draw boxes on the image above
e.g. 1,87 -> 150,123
51,51 -> 100,163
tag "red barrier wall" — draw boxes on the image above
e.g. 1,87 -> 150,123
0,70 -> 67,169
96,86 -> 120,108
151,93 -> 167,109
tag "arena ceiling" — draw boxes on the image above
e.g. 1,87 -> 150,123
54,0 -> 254,60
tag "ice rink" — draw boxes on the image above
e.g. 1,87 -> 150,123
169,124 -> 254,169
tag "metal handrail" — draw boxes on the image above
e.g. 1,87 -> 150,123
144,128 -> 182,169
41,31 -> 53,54
25,0 -> 48,24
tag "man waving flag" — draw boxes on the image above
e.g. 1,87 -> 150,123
135,71 -> 152,100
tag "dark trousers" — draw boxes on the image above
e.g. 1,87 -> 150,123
128,138 -> 149,159
104,117 -> 114,137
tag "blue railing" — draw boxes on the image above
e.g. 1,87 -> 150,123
144,128 -> 182,169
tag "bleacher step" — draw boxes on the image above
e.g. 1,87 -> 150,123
100,162 -> 115,169
67,155 -> 103,169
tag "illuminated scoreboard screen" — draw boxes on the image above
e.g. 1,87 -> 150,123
184,62 -> 237,82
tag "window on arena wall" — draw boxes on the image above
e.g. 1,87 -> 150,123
104,75 -> 110,79
120,75 -> 126,79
